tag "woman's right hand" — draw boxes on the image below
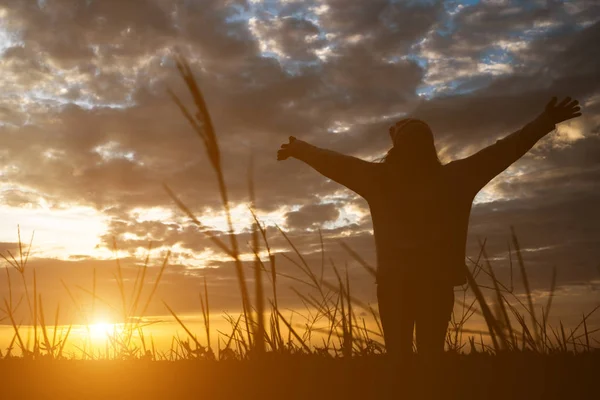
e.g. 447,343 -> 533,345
277,136 -> 307,161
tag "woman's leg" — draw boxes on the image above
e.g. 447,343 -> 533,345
415,284 -> 455,356
377,282 -> 416,358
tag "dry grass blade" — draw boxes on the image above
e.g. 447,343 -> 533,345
163,301 -> 203,350
345,267 -> 354,354
51,302 -> 60,353
338,240 -> 376,278
33,268 -> 38,356
583,313 -> 590,352
276,226 -> 314,280
168,89 -> 209,148
74,285 -> 119,314
3,298 -> 25,353
462,264 -> 503,352
274,264 -> 318,289
112,238 -> 128,323
222,314 -> 243,353
248,207 -> 281,349
479,239 -> 511,349
275,307 -> 311,353
321,279 -> 374,315
332,265 -> 351,357
249,161 -> 265,355
138,251 -> 171,322
543,266 -> 557,324
510,226 -> 540,346
169,53 -> 255,343
172,53 -> 218,163
200,276 -> 211,350
37,294 -> 52,357
565,304 -> 600,344
4,267 -> 13,311
129,242 -> 152,318
162,183 -> 233,257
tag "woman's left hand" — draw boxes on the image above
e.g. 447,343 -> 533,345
543,96 -> 582,125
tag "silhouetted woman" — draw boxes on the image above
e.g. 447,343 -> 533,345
277,97 -> 581,357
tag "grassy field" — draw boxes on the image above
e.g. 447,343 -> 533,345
0,55 -> 598,399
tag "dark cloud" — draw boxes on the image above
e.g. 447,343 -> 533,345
411,20 -> 600,147
251,16 -> 324,61
320,0 -> 442,52
284,202 -> 340,230
0,242 -> 19,253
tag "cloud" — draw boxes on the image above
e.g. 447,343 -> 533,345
0,242 -> 19,253
249,15 -> 324,61
285,202 -> 340,230
0,0 -> 598,326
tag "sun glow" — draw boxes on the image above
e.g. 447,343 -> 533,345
88,322 -> 114,340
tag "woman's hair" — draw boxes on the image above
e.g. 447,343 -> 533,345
379,118 -> 442,169
388,118 -> 422,142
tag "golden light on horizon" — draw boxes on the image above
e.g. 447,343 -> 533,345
88,321 -> 115,341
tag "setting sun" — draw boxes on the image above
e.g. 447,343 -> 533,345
88,322 -> 114,341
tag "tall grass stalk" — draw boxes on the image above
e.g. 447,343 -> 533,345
165,52 -> 255,348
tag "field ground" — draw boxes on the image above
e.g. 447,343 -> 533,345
1,352 -> 598,399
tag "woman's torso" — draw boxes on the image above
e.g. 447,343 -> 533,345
366,163 -> 474,286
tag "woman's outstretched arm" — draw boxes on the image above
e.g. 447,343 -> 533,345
456,96 -> 582,193
277,136 -> 378,197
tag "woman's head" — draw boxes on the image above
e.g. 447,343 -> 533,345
382,118 -> 441,170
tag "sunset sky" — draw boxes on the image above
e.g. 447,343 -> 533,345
0,0 -> 599,343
